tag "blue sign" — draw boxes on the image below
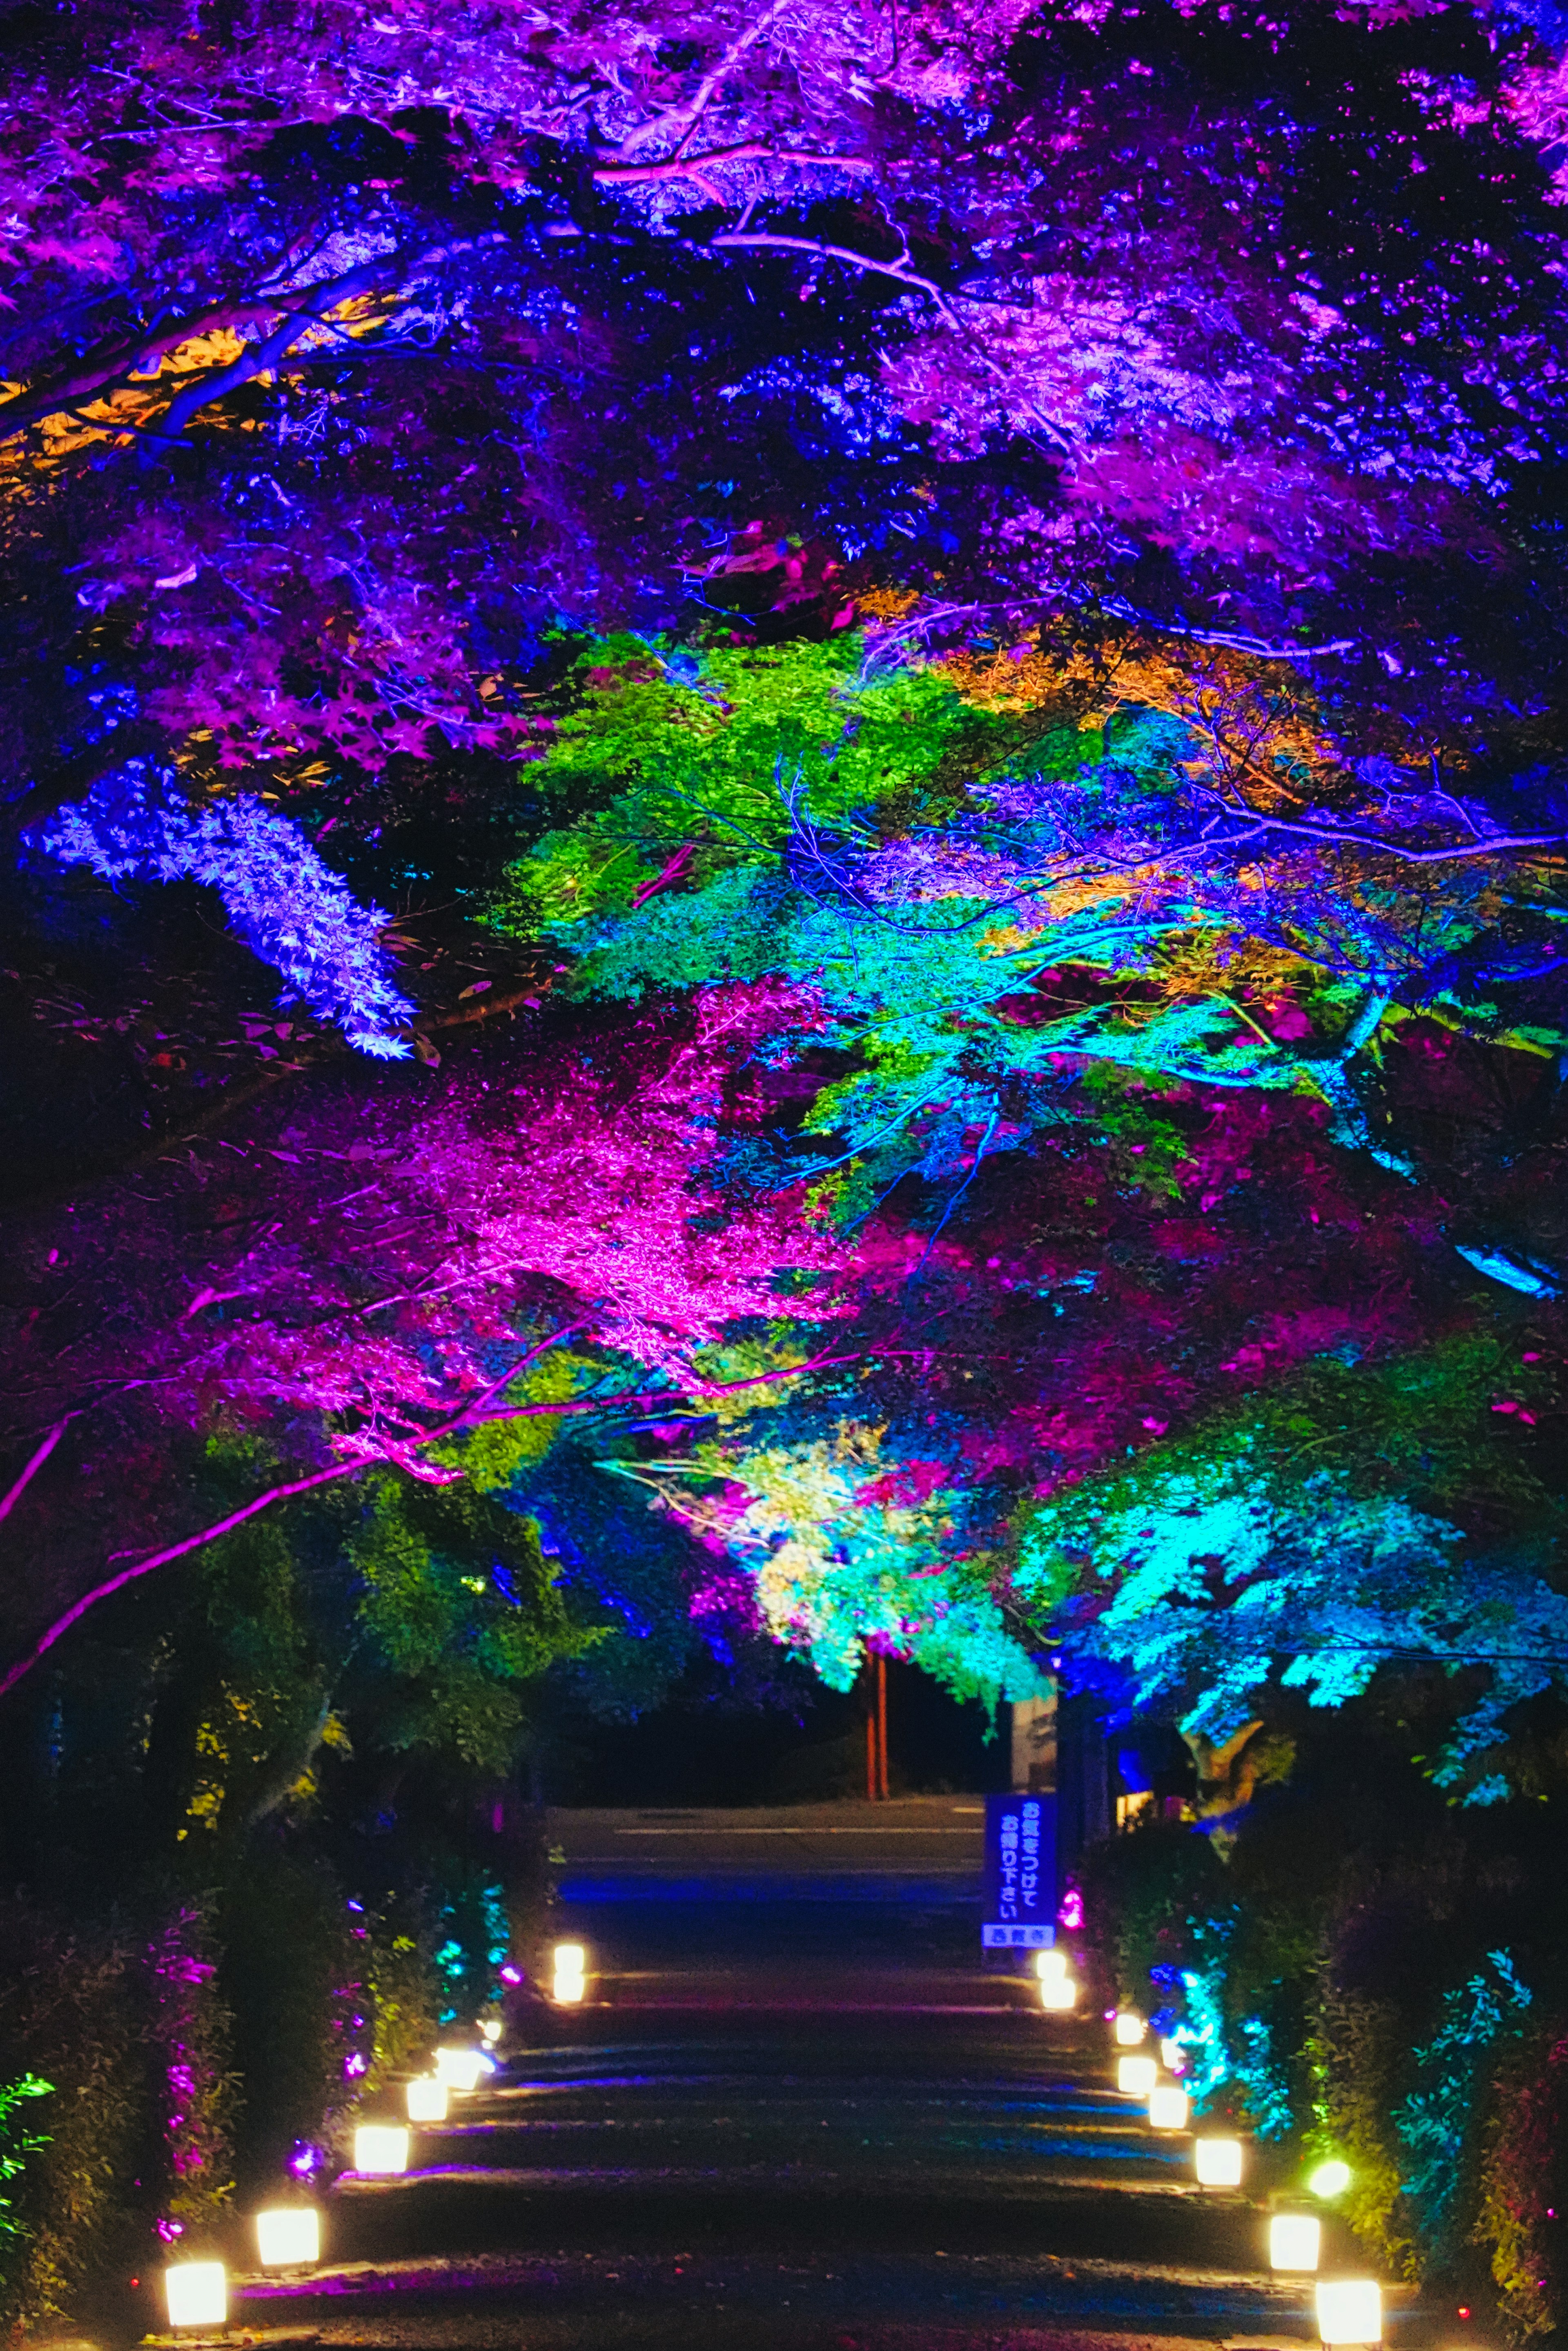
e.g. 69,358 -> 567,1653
982,1791 -> 1056,1949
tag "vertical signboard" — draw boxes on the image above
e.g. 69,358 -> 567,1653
982,1790 -> 1056,1949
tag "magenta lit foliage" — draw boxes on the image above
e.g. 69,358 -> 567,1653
145,1908 -> 232,2229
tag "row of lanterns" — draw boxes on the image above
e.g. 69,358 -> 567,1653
164,1941 -> 596,2325
159,2017 -> 510,2330
1111,2006 -> 1384,2348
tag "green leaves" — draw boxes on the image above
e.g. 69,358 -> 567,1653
494,631 -> 995,933
0,2073 -> 53,2299
347,1476 -> 601,1772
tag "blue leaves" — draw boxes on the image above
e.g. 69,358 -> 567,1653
1019,1436 -> 1568,1799
1395,1950 -> 1534,2264
33,761 -> 415,1058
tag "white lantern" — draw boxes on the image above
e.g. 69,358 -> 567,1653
552,1943 -> 588,2004
255,2206 -> 320,2267
1036,1947 -> 1069,1982
1117,2055 -> 1158,2096
1113,2011 -> 1147,2047
1148,2085 -> 1189,2131
1270,2213 -> 1323,2273
1194,2136 -> 1245,2187
1040,1975 -> 1078,2011
1310,2158 -> 1353,2200
480,2018 -> 502,2044
1316,2280 -> 1382,2344
405,2076 -> 449,2122
353,2124 -> 410,2175
165,2262 -> 227,2329
433,2046 -> 486,2092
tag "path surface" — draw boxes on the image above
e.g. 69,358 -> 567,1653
218,1805 -> 1388,2351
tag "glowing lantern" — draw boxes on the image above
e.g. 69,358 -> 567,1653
433,2046 -> 487,2092
405,2077 -> 449,2122
1040,1975 -> 1078,2011
1194,2136 -> 1245,2188
1116,2055 -> 1158,2096
1159,2036 -> 1187,2072
255,2207 -> 319,2267
1036,1947 -> 1069,1982
1148,2085 -> 1189,2131
1114,2012 -> 1147,2047
480,2018 -> 501,2044
165,2262 -> 227,2329
552,1943 -> 588,2004
1270,2213 -> 1323,2273
1316,2280 -> 1383,2344
352,2124 -> 410,2175
1310,2158 -> 1353,2200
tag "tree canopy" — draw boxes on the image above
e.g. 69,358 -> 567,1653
2,0 -> 1567,1808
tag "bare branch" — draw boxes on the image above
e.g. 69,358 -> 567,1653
594,144 -> 873,205
706,230 -> 959,321
0,1457 -> 365,1701
0,1338 -> 860,1699
615,0 -> 797,159
0,233 -> 508,446
0,1420 -> 74,1527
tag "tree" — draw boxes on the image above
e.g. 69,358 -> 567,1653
1013,1334 -> 1568,1801
3,0 -> 1568,1811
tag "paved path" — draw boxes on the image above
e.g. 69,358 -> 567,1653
214,1806 -> 1401,2351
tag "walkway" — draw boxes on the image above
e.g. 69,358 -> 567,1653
229,1803 -> 1364,2350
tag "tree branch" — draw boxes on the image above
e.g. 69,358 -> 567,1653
0,1420 -> 74,1527
705,230 -> 958,321
615,0 -> 797,159
0,1337 -> 855,1700
0,234 -> 508,446
593,145 -> 873,203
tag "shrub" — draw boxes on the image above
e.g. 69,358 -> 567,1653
215,1846 -> 374,2182
1477,2029 -> 1568,2338
0,1906 -> 144,2333
1305,1983 -> 1420,2280
145,1905 -> 236,2244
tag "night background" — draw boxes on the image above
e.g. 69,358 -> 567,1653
1,0 -> 1567,2338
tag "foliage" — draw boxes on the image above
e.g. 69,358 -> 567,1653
35,760 -> 415,1057
1396,1950 -> 1535,2274
145,1907 -> 236,2240
0,1907 -> 145,2333
1306,1985 -> 1421,2281
698,1433 -> 1043,1703
215,1850 -> 428,2177
0,2073 -> 52,2290
345,1472 -> 601,1772
3,0 -> 1568,2273
1013,1338 -> 1568,1800
1477,2030 -> 1568,2338
1082,1732 -> 1568,2305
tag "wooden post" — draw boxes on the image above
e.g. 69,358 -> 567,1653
876,1652 -> 889,1802
865,1701 -> 878,1802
